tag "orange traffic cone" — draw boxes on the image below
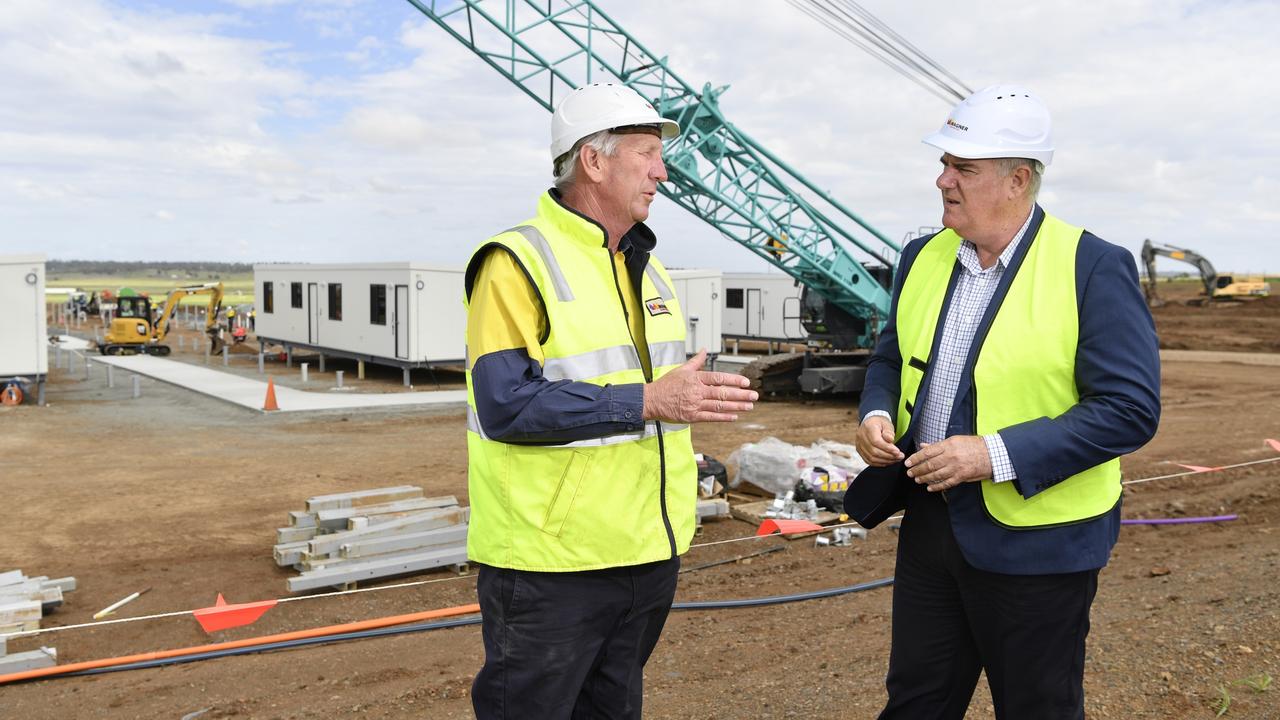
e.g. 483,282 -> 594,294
263,377 -> 280,412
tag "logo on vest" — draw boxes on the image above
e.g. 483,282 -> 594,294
645,297 -> 670,316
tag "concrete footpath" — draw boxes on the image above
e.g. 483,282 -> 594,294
90,354 -> 467,413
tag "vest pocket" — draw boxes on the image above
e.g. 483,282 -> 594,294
541,451 -> 591,537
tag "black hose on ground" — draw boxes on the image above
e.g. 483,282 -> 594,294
56,577 -> 894,680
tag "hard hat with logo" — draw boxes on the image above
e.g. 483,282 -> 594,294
922,84 -> 1054,166
550,83 -> 681,162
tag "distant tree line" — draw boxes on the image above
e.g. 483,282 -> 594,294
48,260 -> 253,278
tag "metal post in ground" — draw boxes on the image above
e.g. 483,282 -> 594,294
358,360 -> 365,380
336,370 -> 344,389
84,355 -> 91,379
132,375 -> 141,399
107,365 -> 114,388
258,352 -> 264,374
403,368 -> 410,388
37,381 -> 45,406
222,345 -> 229,367
301,362 -> 309,383
55,347 -> 62,369
287,348 -> 293,368
205,342 -> 210,365
319,354 -> 325,373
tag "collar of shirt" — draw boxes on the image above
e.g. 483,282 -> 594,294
955,206 -> 1036,274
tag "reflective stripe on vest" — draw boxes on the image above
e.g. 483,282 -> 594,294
894,212 -> 1121,529
463,191 -> 697,571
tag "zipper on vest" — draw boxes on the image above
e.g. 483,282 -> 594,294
608,251 -> 677,557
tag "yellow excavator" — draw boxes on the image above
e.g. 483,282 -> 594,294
1140,239 -> 1270,307
98,283 -> 225,356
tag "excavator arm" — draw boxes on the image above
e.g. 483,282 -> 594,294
1140,239 -> 1216,306
154,283 -> 225,351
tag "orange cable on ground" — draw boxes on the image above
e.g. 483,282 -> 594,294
0,602 -> 479,686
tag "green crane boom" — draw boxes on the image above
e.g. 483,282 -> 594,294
404,0 -> 901,348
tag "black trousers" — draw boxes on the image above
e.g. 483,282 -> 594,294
880,485 -> 1100,720
472,556 -> 680,720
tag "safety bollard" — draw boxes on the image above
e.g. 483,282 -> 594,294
84,355 -> 91,379
319,354 -> 325,373
132,375 -> 141,399
223,345 -> 229,367
336,370 -> 344,389
358,360 -> 365,380
107,365 -> 114,388
205,343 -> 211,365
403,368 -> 411,388
301,362 -> 309,383
258,352 -> 265,374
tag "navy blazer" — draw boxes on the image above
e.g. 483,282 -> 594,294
861,206 -> 1161,574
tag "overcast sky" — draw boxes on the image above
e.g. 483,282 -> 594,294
3,0 -> 1277,276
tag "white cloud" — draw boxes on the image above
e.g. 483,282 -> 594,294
2,0 -> 1277,275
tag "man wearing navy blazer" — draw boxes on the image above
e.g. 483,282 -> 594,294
854,85 -> 1161,719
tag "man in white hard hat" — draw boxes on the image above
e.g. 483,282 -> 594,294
463,83 -> 758,719
851,85 -> 1161,718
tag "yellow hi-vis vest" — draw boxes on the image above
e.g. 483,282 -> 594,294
463,192 -> 697,571
894,212 -> 1121,529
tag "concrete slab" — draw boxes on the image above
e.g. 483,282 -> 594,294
91,355 -> 467,413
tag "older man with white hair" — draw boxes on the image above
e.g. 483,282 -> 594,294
463,83 -> 758,720
851,85 -> 1161,719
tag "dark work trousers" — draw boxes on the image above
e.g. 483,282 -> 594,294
471,556 -> 680,720
879,484 -> 1100,720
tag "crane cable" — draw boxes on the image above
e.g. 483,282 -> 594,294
788,0 -> 970,105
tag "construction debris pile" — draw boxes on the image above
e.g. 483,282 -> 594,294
272,486 -> 469,593
728,436 -> 867,497
0,570 -> 77,673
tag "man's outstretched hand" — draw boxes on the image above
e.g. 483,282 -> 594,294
642,350 -> 758,423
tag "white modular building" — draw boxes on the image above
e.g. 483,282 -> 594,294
253,263 -> 465,369
667,269 -> 723,356
721,272 -> 807,342
1,254 -> 48,404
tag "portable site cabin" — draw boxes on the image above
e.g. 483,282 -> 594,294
252,263 -> 465,371
666,269 -> 723,356
722,272 -> 807,342
0,254 -> 48,405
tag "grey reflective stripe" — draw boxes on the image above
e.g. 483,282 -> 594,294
542,344 -> 642,381
466,406 -> 490,440
509,225 -> 574,302
644,264 -> 674,300
561,421 -> 656,448
466,417 -> 687,446
647,340 -> 687,369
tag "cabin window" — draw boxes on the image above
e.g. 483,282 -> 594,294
262,282 -> 274,313
370,284 -> 387,325
726,288 -> 744,309
328,283 -> 342,321
291,282 -> 303,308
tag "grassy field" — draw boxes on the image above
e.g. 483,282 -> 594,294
45,273 -> 255,307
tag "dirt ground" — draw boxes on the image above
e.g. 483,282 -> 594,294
3,297 -> 1279,719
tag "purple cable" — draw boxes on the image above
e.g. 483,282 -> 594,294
1121,514 -> 1238,525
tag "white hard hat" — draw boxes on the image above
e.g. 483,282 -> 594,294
550,83 -> 681,162
922,84 -> 1054,166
